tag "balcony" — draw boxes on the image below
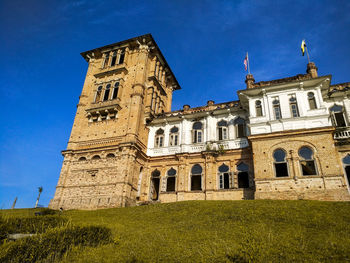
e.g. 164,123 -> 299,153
86,100 -> 121,122
147,138 -> 249,157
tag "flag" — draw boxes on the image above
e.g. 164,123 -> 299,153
301,40 -> 306,56
244,53 -> 248,71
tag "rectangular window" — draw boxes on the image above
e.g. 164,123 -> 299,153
191,175 -> 202,191
274,106 -> 281,120
118,49 -> 125,64
290,103 -> 299,117
237,124 -> 245,138
197,131 -> 202,143
111,52 -> 117,66
223,128 -> 227,140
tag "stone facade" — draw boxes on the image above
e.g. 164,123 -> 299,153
49,34 -> 350,210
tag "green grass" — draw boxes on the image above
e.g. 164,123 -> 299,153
1,200 -> 350,262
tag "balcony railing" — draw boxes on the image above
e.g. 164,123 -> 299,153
334,127 -> 350,139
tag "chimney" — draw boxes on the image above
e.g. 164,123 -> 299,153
245,74 -> 255,89
183,104 -> 190,111
207,100 -> 215,106
307,62 -> 318,78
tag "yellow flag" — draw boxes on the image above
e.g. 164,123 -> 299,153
301,40 -> 306,56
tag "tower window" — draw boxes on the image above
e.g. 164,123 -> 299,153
169,126 -> 179,146
103,84 -> 111,101
273,98 -> 282,120
308,92 -> 317,110
289,96 -> 299,117
112,82 -> 119,100
217,120 -> 228,141
191,164 -> 202,191
192,122 -> 203,143
103,53 -> 109,68
255,100 -> 263,117
118,49 -> 125,64
94,86 -> 103,102
299,146 -> 317,176
110,51 -> 117,66
273,149 -> 289,177
155,128 -> 164,148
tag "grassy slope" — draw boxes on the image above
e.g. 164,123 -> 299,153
2,200 -> 350,262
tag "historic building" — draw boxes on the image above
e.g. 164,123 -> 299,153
49,34 -> 350,210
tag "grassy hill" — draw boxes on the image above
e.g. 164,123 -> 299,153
1,200 -> 350,262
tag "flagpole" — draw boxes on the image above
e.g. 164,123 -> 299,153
247,52 -> 251,74
305,46 -> 311,63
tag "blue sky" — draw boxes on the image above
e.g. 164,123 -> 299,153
0,0 -> 349,208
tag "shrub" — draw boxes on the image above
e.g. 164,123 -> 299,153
0,226 -> 113,262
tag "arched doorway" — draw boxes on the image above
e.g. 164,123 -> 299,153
150,170 -> 160,201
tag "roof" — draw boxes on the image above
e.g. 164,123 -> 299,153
80,33 -> 181,90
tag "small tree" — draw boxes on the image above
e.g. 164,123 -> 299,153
35,186 -> 43,208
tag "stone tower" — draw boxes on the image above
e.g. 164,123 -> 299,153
49,34 -> 180,209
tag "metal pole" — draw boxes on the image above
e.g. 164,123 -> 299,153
305,46 -> 310,63
247,52 -> 251,74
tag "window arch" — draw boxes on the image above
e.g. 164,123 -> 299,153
166,168 -> 176,192
106,153 -> 115,158
118,48 -> 125,64
150,169 -> 160,201
154,128 -> 164,148
78,157 -> 87,161
299,146 -> 317,176
307,92 -> 317,110
218,164 -> 230,189
255,100 -> 263,117
272,98 -> 282,120
191,164 -> 202,191
103,53 -> 109,68
273,149 -> 289,177
330,105 -> 346,127
92,155 -> 101,160
234,117 -> 246,138
112,82 -> 119,100
95,86 -> 103,102
192,122 -> 203,143
103,84 -> 111,101
237,162 -> 249,188
217,120 -> 228,141
169,126 -> 179,146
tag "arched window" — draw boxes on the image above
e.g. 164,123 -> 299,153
78,157 -> 87,161
218,164 -> 230,189
118,48 -> 125,64
95,86 -> 103,102
308,92 -> 317,110
255,100 -> 263,117
110,51 -> 117,66
191,164 -> 202,191
330,105 -> 346,127
103,84 -> 111,101
154,128 -> 164,148
192,122 -> 203,143
237,162 -> 249,188
273,98 -> 282,120
273,149 -> 288,177
92,155 -> 101,160
299,146 -> 317,176
106,153 -> 115,158
217,120 -> 228,141
166,168 -> 176,192
112,82 -> 119,100
234,118 -> 246,138
150,170 -> 160,201
169,126 -> 179,146
289,96 -> 299,117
